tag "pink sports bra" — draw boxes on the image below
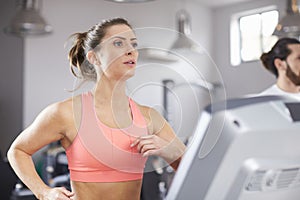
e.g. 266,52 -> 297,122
65,92 -> 148,182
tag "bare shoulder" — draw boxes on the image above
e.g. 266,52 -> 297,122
34,94 -> 82,131
49,94 -> 81,113
135,103 -> 160,117
9,95 -> 82,154
134,102 -> 166,135
42,98 -> 73,122
39,95 -> 82,132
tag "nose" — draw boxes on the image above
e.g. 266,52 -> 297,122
124,41 -> 137,56
126,46 -> 136,56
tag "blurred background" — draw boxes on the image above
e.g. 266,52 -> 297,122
1,0 -> 299,199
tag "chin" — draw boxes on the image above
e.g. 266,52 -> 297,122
126,71 -> 135,79
121,70 -> 135,81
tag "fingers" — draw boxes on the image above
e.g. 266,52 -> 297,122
131,133 -> 186,167
48,187 -> 74,200
137,139 -> 154,152
60,187 -> 74,197
142,149 -> 158,157
131,135 -> 168,157
130,138 -> 139,147
140,144 -> 157,155
130,135 -> 153,147
131,135 -> 155,151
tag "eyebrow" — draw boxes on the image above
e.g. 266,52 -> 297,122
112,36 -> 137,41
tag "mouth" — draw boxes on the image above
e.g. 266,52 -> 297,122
123,60 -> 136,67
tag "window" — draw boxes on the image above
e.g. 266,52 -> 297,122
230,7 -> 279,66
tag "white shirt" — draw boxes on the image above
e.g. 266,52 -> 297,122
258,84 -> 300,101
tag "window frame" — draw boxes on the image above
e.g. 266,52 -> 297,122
230,6 -> 279,66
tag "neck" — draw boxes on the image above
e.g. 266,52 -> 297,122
277,78 -> 300,93
93,75 -> 128,103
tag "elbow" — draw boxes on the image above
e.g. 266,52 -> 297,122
7,144 -> 32,164
6,143 -> 22,165
6,145 -> 15,164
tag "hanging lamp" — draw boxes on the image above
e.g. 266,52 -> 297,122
4,0 -> 52,37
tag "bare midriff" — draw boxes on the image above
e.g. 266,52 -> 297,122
70,179 -> 143,200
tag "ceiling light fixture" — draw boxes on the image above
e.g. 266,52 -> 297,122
4,0 -> 52,37
139,9 -> 203,62
170,9 -> 203,53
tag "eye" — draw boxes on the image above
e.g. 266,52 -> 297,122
132,42 -> 138,49
113,40 -> 124,47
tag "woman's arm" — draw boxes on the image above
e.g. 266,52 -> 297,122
7,102 -> 74,200
131,107 -> 186,171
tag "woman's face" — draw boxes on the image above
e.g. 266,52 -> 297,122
95,24 -> 139,81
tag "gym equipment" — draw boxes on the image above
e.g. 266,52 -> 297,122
167,96 -> 300,200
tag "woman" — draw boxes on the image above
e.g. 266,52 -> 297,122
259,37 -> 300,100
7,18 -> 186,200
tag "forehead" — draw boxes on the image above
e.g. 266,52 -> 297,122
102,24 -> 136,41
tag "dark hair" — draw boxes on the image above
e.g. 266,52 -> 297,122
68,18 -> 132,81
260,37 -> 300,77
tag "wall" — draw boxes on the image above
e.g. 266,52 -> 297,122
212,0 -> 286,98
2,0 -> 287,154
24,0 -> 213,141
0,0 -> 24,155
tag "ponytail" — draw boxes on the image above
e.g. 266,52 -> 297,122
260,51 -> 278,77
68,32 -> 97,81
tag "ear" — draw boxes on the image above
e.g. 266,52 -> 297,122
87,51 -> 100,65
274,58 -> 286,71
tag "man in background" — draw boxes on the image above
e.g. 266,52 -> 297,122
258,37 -> 300,101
